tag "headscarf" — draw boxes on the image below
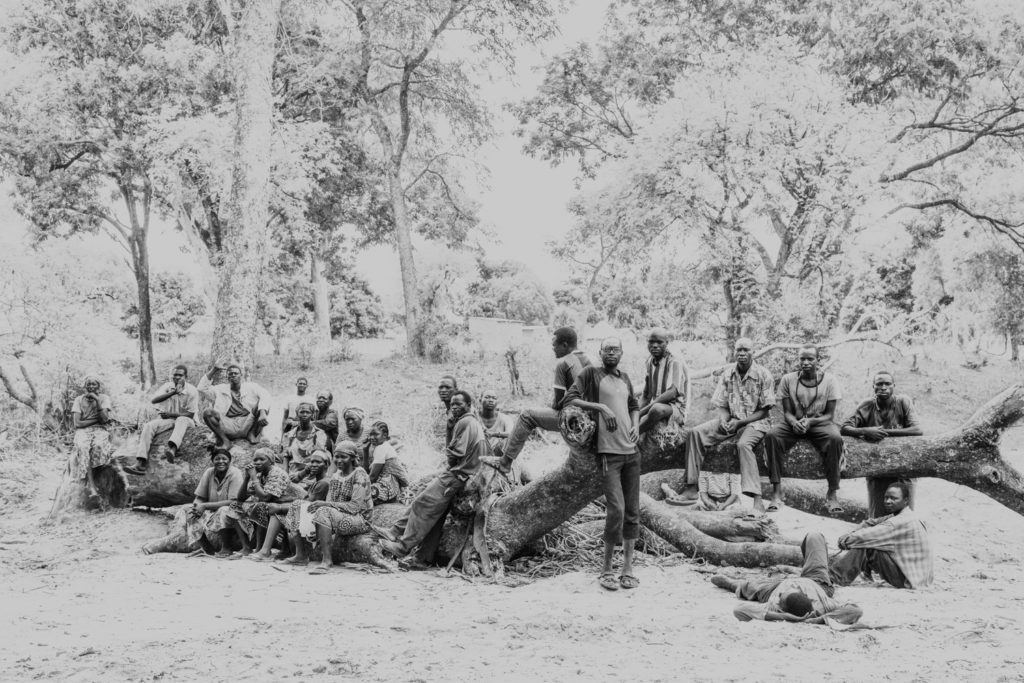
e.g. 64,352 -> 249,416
296,401 -> 316,413
308,449 -> 330,464
342,407 -> 365,421
333,440 -> 359,457
252,447 -> 278,466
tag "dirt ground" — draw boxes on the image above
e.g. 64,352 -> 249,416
3,347 -> 1024,681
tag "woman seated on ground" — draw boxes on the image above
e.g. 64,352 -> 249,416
249,449 -> 332,562
364,422 -> 409,504
70,375 -> 118,502
184,446 -> 246,555
281,401 -> 329,483
302,442 -> 373,574
214,448 -> 292,558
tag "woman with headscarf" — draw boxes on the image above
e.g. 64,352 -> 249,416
365,420 -> 409,504
312,391 -> 339,448
214,447 -> 292,558
70,375 -> 116,499
342,406 -> 367,445
306,441 -> 373,574
183,446 -> 246,555
249,449 -> 332,563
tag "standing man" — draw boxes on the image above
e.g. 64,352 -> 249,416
764,346 -> 844,513
199,364 -> 271,446
126,364 -> 200,475
840,371 -> 922,517
682,338 -> 775,511
281,376 -> 310,434
637,328 -> 690,434
479,388 -> 515,457
429,375 -> 459,449
831,481 -> 933,589
564,338 -> 641,591
379,390 -> 486,561
498,327 -> 591,472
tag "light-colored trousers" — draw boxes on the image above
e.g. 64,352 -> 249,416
137,417 -> 193,461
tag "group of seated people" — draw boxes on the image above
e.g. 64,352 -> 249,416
71,325 -> 931,594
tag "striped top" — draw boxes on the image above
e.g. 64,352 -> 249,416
642,351 -> 690,421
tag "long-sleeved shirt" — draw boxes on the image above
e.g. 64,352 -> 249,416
842,507 -> 933,588
445,413 -> 486,479
842,395 -> 919,431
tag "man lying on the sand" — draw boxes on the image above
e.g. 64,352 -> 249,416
830,480 -> 933,589
198,364 -> 271,446
840,370 -> 923,517
711,532 -> 863,624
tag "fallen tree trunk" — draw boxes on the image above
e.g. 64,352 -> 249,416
640,468 -> 868,524
639,493 -> 801,567
483,385 -> 1024,562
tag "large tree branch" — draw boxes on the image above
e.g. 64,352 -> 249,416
0,361 -> 38,411
887,198 -> 1024,249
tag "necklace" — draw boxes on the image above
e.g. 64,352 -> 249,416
795,372 -> 822,418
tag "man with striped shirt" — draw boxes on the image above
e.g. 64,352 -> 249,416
498,327 -> 590,472
638,328 -> 690,434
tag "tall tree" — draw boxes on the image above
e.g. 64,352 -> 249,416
0,0 -> 219,386
328,0 -> 557,355
209,0 -> 283,371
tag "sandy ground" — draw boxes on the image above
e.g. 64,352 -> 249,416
3,456 -> 1024,683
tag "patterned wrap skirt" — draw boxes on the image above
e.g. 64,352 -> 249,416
71,427 -> 114,480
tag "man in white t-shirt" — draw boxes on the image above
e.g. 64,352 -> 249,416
764,346 -> 844,513
198,364 -> 271,446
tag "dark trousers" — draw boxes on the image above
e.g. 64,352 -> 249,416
866,477 -> 916,518
764,421 -> 844,490
390,471 -> 464,556
736,532 -> 835,600
830,547 -> 908,588
600,452 -> 640,544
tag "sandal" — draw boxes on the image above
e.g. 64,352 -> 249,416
827,503 -> 845,514
598,572 -> 619,591
308,566 -> 330,575
279,556 -> 309,566
766,501 -> 782,513
619,574 -> 639,590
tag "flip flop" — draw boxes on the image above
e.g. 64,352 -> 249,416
619,574 -> 640,590
247,554 -> 272,562
214,551 -> 233,558
827,503 -> 845,514
766,501 -> 783,513
666,497 -> 698,507
278,557 -> 309,566
228,551 -> 251,560
598,572 -> 619,591
308,566 -> 330,575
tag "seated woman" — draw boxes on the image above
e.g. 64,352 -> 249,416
213,448 -> 291,558
280,401 -> 329,483
303,443 -> 373,574
250,449 -> 332,562
364,422 -> 409,504
184,446 -> 246,554
342,406 -> 367,446
70,375 -> 117,501
313,391 -> 340,449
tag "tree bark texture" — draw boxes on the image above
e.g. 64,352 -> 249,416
385,165 -> 421,356
210,0 -> 281,373
310,249 -> 332,348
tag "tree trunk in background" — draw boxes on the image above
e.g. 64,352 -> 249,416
385,166 -> 421,355
131,229 -> 157,388
310,249 -> 332,348
210,0 -> 281,374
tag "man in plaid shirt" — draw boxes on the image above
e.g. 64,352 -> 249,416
830,480 -> 933,589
